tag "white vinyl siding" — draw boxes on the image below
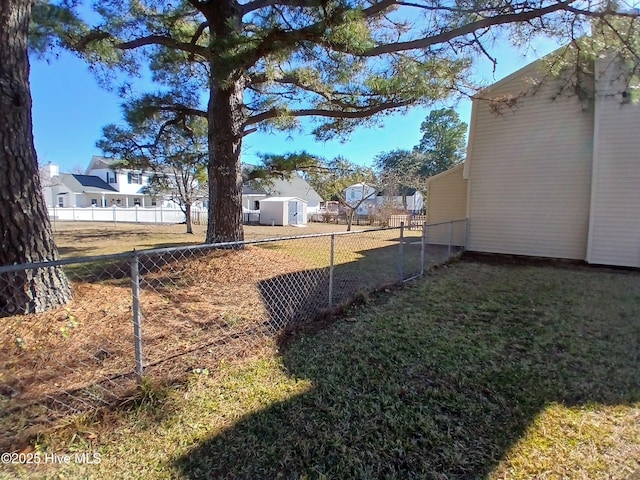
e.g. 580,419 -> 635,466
587,59 -> 640,267
466,68 -> 594,260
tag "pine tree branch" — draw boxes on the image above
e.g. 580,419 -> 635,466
150,105 -> 209,118
249,72 -> 372,109
240,0 -> 329,16
240,0 -> 397,69
244,100 -> 409,127
361,1 -> 577,56
115,35 -> 208,58
190,21 -> 210,48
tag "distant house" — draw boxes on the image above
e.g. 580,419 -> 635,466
241,170 -> 323,214
426,51 -> 640,268
342,183 -> 424,216
40,156 -> 180,208
343,183 -> 378,215
46,172 -> 118,208
85,156 -> 173,207
376,188 -> 424,214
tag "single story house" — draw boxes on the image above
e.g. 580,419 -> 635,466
427,51 -> 640,268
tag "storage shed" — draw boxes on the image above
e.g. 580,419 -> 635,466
258,197 -> 308,226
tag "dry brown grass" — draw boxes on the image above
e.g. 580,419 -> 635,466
51,221 -> 354,257
0,245 -> 315,453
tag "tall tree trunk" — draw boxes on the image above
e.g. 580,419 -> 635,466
0,0 -> 71,317
205,79 -> 244,244
184,202 -> 193,234
205,1 -> 244,244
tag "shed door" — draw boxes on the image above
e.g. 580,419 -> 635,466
288,201 -> 299,225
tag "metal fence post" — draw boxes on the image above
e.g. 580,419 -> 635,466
398,222 -> 405,282
329,234 -> 335,308
130,252 -> 144,382
448,221 -> 453,257
420,222 -> 426,277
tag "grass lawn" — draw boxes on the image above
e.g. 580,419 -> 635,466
3,259 -> 639,479
50,221 -> 371,257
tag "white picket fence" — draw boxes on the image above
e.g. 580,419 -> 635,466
47,206 -> 199,225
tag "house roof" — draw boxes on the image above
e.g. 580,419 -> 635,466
57,174 -> 118,193
377,187 -> 418,197
474,44 -> 574,97
242,183 -> 268,195
241,164 -> 324,203
425,163 -> 465,184
346,182 -> 375,189
87,155 -> 117,171
87,155 -> 163,175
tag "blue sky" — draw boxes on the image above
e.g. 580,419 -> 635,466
30,37 -> 560,173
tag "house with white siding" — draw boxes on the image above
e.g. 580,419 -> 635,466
376,188 -> 425,214
84,156 -> 163,207
41,157 -> 179,208
428,52 -> 640,268
343,183 -> 378,215
241,169 -> 324,214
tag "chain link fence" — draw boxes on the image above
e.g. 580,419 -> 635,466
0,221 -> 466,452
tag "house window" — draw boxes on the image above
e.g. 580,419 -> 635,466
91,199 -> 98,206
106,171 -> 117,184
127,172 -> 142,184
58,196 -> 64,207
254,201 -> 260,210
151,199 -> 157,206
134,198 -> 141,206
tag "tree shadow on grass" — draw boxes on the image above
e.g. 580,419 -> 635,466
174,260 -> 640,479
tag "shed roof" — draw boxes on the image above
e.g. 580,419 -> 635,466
260,196 -> 306,203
